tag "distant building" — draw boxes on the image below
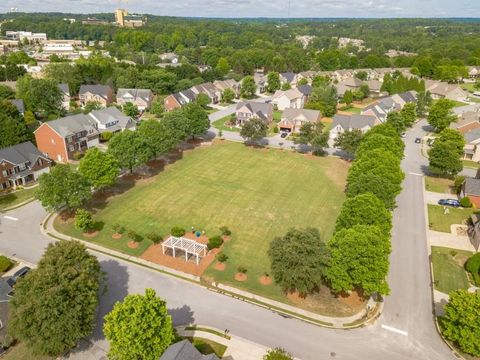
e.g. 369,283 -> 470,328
82,17 -> 110,26
58,84 -> 71,111
115,8 -> 146,28
6,31 -> 47,42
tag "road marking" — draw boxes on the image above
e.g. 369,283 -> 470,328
381,324 -> 408,336
409,172 -> 423,176
3,216 -> 18,221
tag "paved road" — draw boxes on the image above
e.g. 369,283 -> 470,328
0,119 -> 457,360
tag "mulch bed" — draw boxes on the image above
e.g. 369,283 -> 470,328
127,241 -> 139,249
214,262 -> 226,271
112,233 -> 123,240
82,231 -> 99,238
259,275 -> 272,285
234,273 -> 248,282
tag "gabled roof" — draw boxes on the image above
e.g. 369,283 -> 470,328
280,72 -> 296,83
117,88 -> 152,102
297,84 -> 313,96
58,83 -> 70,96
464,128 -> 480,144
397,91 -> 417,104
464,177 -> 480,196
79,84 -> 111,98
0,141 -> 50,165
236,101 -> 273,120
89,107 -> 134,131
282,108 -> 321,122
342,77 -> 363,88
40,113 -> 98,138
272,88 -> 303,101
180,89 -> 197,102
159,339 -> 219,360
332,114 -> 377,131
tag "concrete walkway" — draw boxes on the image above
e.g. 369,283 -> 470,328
43,212 -> 375,329
428,230 -> 476,252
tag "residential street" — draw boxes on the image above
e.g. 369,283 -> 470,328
0,119 -> 457,360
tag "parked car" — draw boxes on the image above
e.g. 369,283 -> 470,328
438,199 -> 461,208
415,138 -> 421,144
6,266 -> 31,288
280,132 -> 289,138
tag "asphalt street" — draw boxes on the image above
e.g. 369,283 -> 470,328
0,119 -> 457,360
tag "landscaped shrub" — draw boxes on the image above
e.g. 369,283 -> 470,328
0,255 -> 13,273
171,227 -> 186,237
75,209 -> 94,232
217,253 -> 229,263
237,266 -> 247,274
219,226 -> 231,236
460,197 -> 472,208
465,253 -> 480,286
273,126 -> 279,134
207,235 -> 224,250
112,223 -> 125,234
127,230 -> 142,243
146,232 -> 163,244
454,176 -> 465,194
71,151 -> 84,160
100,132 -> 113,142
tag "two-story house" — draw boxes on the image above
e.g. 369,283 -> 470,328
0,141 -> 51,190
116,88 -> 153,111
271,88 -> 305,111
329,114 -> 380,145
235,101 -> 273,126
78,84 -> 114,108
58,83 -> 71,111
278,108 -> 321,133
88,107 -> 137,133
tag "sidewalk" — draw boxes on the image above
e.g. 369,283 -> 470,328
43,212 -> 377,329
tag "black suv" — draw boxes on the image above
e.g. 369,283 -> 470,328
6,266 -> 31,288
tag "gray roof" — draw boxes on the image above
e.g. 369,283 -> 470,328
397,91 -> 417,103
79,84 -> 111,98
159,340 -> 219,360
89,107 -> 134,131
117,88 -> 152,102
0,141 -> 50,165
332,114 -> 377,131
464,177 -> 480,196
280,72 -> 296,83
236,101 -> 273,121
45,113 -> 98,138
464,128 -> 480,144
180,89 -> 197,102
8,99 -> 24,114
58,83 -> 70,96
297,84 -> 313,96
282,108 -> 321,122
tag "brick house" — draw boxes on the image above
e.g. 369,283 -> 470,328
0,141 -> 51,189
461,177 -> 480,208
78,84 -> 114,107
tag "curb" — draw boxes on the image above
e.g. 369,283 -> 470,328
0,197 -> 36,213
42,212 -> 381,330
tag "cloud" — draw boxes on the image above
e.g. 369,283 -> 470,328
0,0 -> 478,17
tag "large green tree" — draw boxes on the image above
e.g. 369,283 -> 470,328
386,111 -> 406,133
8,241 -> 103,356
264,348 -> 294,360
36,164 -> 92,211
325,225 -> 391,296
333,129 -> 363,157
240,117 -> 268,143
429,140 -> 463,176
295,122 -> 329,156
241,75 -> 257,98
0,102 -> 30,148
266,72 -> 281,93
138,119 -> 178,159
400,102 -> 417,127
108,130 -> 150,173
305,85 -> 338,117
182,103 -> 210,139
440,290 -> 480,357
335,193 -> 392,235
356,133 -> 405,160
16,76 -> 63,118
78,148 -> 119,190
268,228 -> 329,295
427,99 -> 457,132
103,288 -> 174,360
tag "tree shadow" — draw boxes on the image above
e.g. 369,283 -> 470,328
168,304 -> 195,326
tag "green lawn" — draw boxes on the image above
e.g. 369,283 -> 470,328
427,204 -> 479,233
211,116 -> 239,133
462,159 -> 480,169
55,142 -> 350,314
273,110 -> 282,123
431,246 -> 473,294
0,187 -> 37,211
461,83 -> 475,93
344,106 -> 362,114
425,176 -> 454,194
188,337 -> 227,358
3,343 -> 53,360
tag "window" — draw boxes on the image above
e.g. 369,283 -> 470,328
69,145 -> 74,152
2,170 -> 7,177
19,163 -> 26,171
51,139 -> 55,145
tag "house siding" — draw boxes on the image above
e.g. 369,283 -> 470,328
164,95 -> 181,112
35,124 -> 68,163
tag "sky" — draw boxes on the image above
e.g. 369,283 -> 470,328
1,0 -> 480,18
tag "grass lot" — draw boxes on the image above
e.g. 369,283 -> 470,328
211,116 -> 239,133
343,106 -> 362,114
55,142 -> 350,314
0,187 -> 37,211
188,337 -> 227,358
462,159 -> 480,169
431,246 -> 473,294
427,204 -> 479,233
461,83 -> 475,93
425,176 -> 454,194
273,110 -> 282,122
3,343 -> 53,360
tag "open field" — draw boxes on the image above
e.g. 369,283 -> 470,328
431,246 -> 473,294
55,142 -> 355,315
0,187 -> 37,211
427,205 -> 479,233
424,176 -> 454,194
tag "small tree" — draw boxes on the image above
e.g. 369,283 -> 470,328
221,88 -> 235,103
240,118 -> 268,144
150,101 -> 164,118
103,288 -> 174,360
171,227 -> 186,237
343,90 -> 354,106
241,76 -> 257,98
79,148 -> 119,191
268,228 -> 328,295
146,232 -> 163,244
267,72 -> 281,93
440,290 -> 480,356
427,99 -> 456,132
281,82 -> 291,91
295,122 -> 329,156
122,102 -> 140,117
75,208 -> 94,232
196,93 -> 211,108
217,253 -> 229,263
207,235 -> 224,250
429,141 -> 463,177
264,348 -> 293,360
219,226 -> 231,236
333,129 -> 363,156
386,111 -> 406,133
83,101 -> 102,114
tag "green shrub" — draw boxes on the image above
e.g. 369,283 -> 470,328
460,197 -> 472,208
207,235 -> 224,250
0,255 -> 13,273
128,230 -> 142,243
466,253 -> 480,286
71,151 -> 84,160
454,176 -> 465,194
75,209 -> 94,232
237,266 -> 247,274
217,253 -> 229,263
112,223 -> 125,234
273,126 -> 279,134
100,132 -> 113,142
146,232 -> 163,244
171,227 -> 186,237
219,226 -> 231,236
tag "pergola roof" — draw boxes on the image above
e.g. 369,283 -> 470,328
161,236 -> 207,264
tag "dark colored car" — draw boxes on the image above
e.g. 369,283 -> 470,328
438,199 -> 461,208
280,132 -> 288,138
415,138 -> 421,144
6,266 -> 31,288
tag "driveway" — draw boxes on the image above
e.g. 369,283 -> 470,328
424,191 -> 458,205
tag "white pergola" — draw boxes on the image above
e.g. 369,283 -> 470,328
161,236 -> 207,265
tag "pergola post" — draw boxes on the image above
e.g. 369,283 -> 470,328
173,246 -> 176,258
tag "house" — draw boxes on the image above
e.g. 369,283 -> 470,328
8,99 -> 25,115
88,107 -> 136,133
332,69 -> 355,82
78,84 -> 114,107
159,52 -> 179,64
329,114 -> 379,144
454,103 -> 480,117
462,128 -> 480,162
365,79 -> 383,96
297,71 -> 318,84
116,88 -> 153,111
461,177 -> 480,208
271,88 -> 304,111
213,79 -> 240,97
278,108 -> 321,133
235,101 -> 273,126
163,89 -> 197,112
451,111 -> 480,134
0,141 -> 51,189
336,77 -> 362,97
280,72 -> 297,87
159,339 -> 219,360
58,83 -> 70,111
425,80 -> 468,102
468,66 -> 480,79
191,83 -> 221,104
361,91 -> 417,123
297,84 -> 313,102
253,70 -> 266,93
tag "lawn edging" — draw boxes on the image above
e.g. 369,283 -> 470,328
43,211 -> 381,330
